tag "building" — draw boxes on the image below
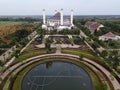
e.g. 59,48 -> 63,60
42,9 -> 74,31
85,21 -> 104,33
99,32 -> 120,41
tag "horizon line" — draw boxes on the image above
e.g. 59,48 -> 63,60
0,14 -> 120,16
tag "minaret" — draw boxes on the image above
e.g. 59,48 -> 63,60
43,9 -> 46,24
60,9 -> 63,25
71,9 -> 74,26
42,9 -> 47,29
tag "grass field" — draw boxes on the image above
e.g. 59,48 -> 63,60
62,48 -> 100,61
0,21 -> 39,42
16,43 -> 56,62
0,21 -> 22,27
0,21 -> 24,39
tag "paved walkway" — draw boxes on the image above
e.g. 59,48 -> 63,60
56,44 -> 61,54
79,30 -> 96,53
0,46 -> 16,61
84,41 -> 96,53
80,30 -> 88,38
0,53 -> 120,90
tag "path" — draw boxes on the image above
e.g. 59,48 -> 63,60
56,44 -> 61,54
0,46 -> 16,61
84,41 -> 96,53
80,30 -> 88,38
79,30 -> 96,53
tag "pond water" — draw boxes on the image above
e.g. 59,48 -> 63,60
21,61 -> 93,90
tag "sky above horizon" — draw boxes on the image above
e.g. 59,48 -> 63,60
0,0 -> 120,15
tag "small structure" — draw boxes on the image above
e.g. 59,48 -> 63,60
99,32 -> 120,41
42,9 -> 74,31
85,21 -> 104,33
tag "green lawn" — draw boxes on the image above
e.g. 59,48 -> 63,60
62,48 -> 100,61
17,48 -> 56,62
0,21 -> 22,27
107,40 -> 120,49
16,43 -> 56,62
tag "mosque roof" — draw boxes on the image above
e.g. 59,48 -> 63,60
48,12 -> 70,20
49,12 -> 61,20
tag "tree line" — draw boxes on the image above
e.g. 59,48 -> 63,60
0,17 -> 42,22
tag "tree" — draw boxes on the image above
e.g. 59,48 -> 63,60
45,39 -> 51,52
58,28 -> 80,35
100,82 -> 108,90
50,29 -> 57,35
0,61 -> 4,67
9,75 -> 14,82
20,38 -> 29,47
79,54 -> 84,59
113,56 -> 120,68
92,42 -> 99,50
37,28 -> 46,40
89,34 -> 94,39
14,29 -> 30,39
80,26 -> 91,36
101,50 -> 108,57
94,30 -> 102,36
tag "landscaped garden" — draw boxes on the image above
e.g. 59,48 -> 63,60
0,17 -> 120,90
48,36 -> 71,44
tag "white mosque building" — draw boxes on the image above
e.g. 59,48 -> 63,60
42,9 -> 74,30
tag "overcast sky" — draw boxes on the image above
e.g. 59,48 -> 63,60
0,0 -> 120,15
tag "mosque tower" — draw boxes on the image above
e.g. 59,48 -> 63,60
71,9 -> 74,27
41,9 -> 47,29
